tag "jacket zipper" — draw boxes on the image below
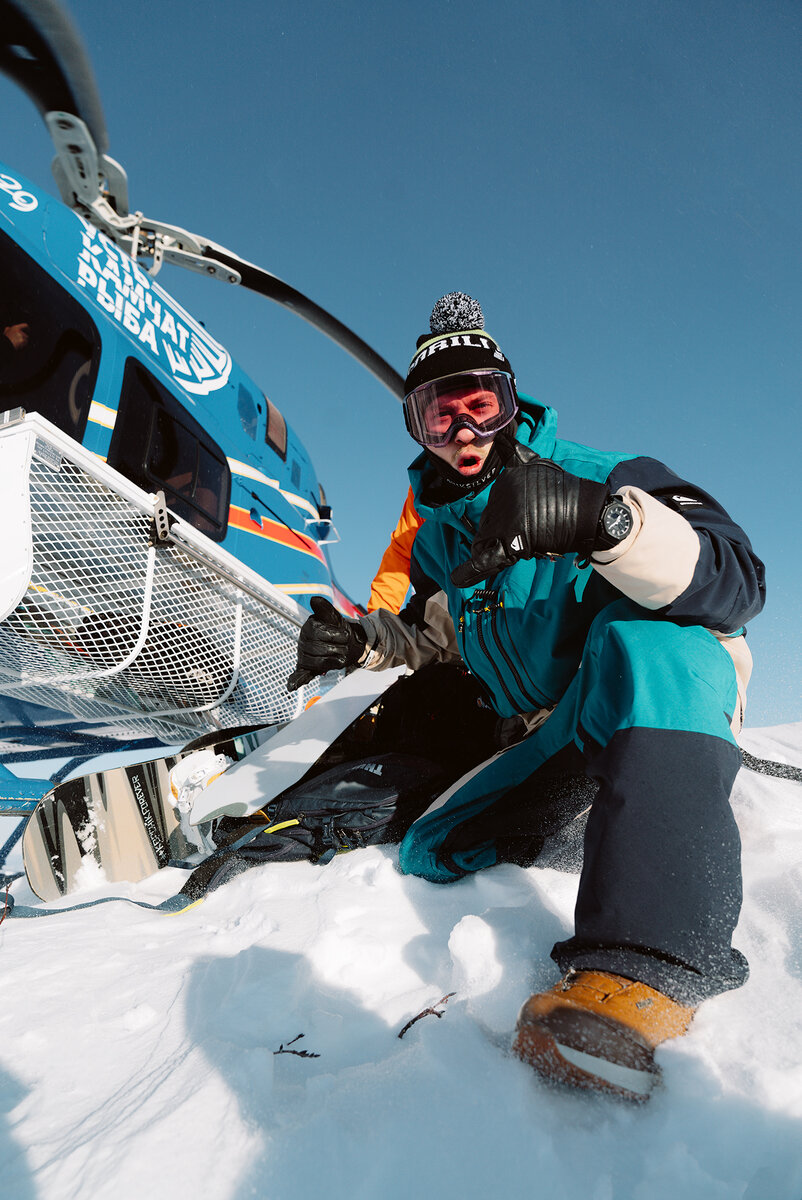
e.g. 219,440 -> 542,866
495,598 -> 555,708
460,590 -> 551,713
459,590 -> 518,712
476,605 -> 518,710
488,600 -> 544,709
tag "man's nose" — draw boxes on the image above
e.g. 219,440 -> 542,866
452,425 -> 476,445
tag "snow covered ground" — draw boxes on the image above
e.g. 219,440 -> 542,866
1,722 -> 801,1200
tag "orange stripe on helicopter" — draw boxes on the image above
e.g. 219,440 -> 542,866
228,505 -> 327,565
229,509 -> 362,615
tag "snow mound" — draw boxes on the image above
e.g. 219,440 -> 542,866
1,723 -> 801,1199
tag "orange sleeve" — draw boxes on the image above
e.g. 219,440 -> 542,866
367,487 -> 425,613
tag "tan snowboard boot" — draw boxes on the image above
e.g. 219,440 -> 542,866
513,969 -> 695,1101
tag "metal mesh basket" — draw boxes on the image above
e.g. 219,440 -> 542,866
0,415 -> 325,742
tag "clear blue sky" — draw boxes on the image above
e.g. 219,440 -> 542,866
1,0 -> 800,727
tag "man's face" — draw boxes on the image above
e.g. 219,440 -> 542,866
422,384 -> 498,476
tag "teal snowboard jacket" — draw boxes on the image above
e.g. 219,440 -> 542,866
361,397 -> 765,722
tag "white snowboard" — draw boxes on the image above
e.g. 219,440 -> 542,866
190,667 -> 404,823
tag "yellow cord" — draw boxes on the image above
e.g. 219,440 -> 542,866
259,818 -> 301,835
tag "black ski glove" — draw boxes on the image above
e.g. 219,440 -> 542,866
451,454 -> 609,588
287,596 -> 368,692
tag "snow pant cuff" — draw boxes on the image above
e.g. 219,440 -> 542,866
550,938 -> 749,1007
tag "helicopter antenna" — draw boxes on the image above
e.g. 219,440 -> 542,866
0,0 -> 404,399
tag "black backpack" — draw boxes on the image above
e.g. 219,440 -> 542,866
179,663 -> 499,900
176,662 -> 596,902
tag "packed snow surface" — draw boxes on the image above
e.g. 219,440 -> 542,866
1,723 -> 801,1200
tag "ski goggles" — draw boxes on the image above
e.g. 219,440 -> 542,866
403,370 -> 518,448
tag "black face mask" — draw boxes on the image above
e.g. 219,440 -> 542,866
421,422 -> 519,506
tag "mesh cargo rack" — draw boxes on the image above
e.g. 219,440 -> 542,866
0,410 -> 327,743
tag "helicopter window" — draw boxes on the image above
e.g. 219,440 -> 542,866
109,359 -> 231,541
264,395 -> 287,460
237,385 -> 258,440
196,443 -> 226,505
0,228 -> 100,441
150,408 -> 196,497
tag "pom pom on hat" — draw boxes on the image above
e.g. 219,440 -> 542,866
429,292 -> 485,335
404,292 -> 514,396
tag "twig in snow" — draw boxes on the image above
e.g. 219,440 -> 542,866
273,1033 -> 320,1058
398,993 -> 456,1039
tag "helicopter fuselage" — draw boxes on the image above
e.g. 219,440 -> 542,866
0,160 -> 360,622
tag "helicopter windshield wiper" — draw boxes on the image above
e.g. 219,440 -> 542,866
0,0 -> 404,400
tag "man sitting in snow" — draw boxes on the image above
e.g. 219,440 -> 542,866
287,292 -> 765,1101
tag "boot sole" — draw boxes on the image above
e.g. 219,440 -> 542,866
513,1021 -> 659,1102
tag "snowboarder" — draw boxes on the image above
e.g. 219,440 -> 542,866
287,292 -> 766,1101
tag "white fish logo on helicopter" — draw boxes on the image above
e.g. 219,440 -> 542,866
74,223 -> 232,397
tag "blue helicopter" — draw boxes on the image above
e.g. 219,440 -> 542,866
0,0 -> 404,801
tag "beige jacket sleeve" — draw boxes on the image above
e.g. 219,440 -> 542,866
590,485 -> 701,608
591,484 -> 752,731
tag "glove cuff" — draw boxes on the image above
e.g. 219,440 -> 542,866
346,619 -> 368,668
575,478 -> 610,561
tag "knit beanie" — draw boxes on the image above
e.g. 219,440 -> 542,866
404,293 -> 520,501
403,292 -> 515,396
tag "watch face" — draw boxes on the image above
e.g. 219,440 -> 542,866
602,501 -> 633,542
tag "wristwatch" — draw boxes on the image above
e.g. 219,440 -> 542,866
595,495 -> 634,552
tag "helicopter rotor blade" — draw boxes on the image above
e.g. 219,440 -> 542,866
0,0 -> 403,400
0,0 -> 129,215
0,0 -> 109,155
202,242 -> 405,400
